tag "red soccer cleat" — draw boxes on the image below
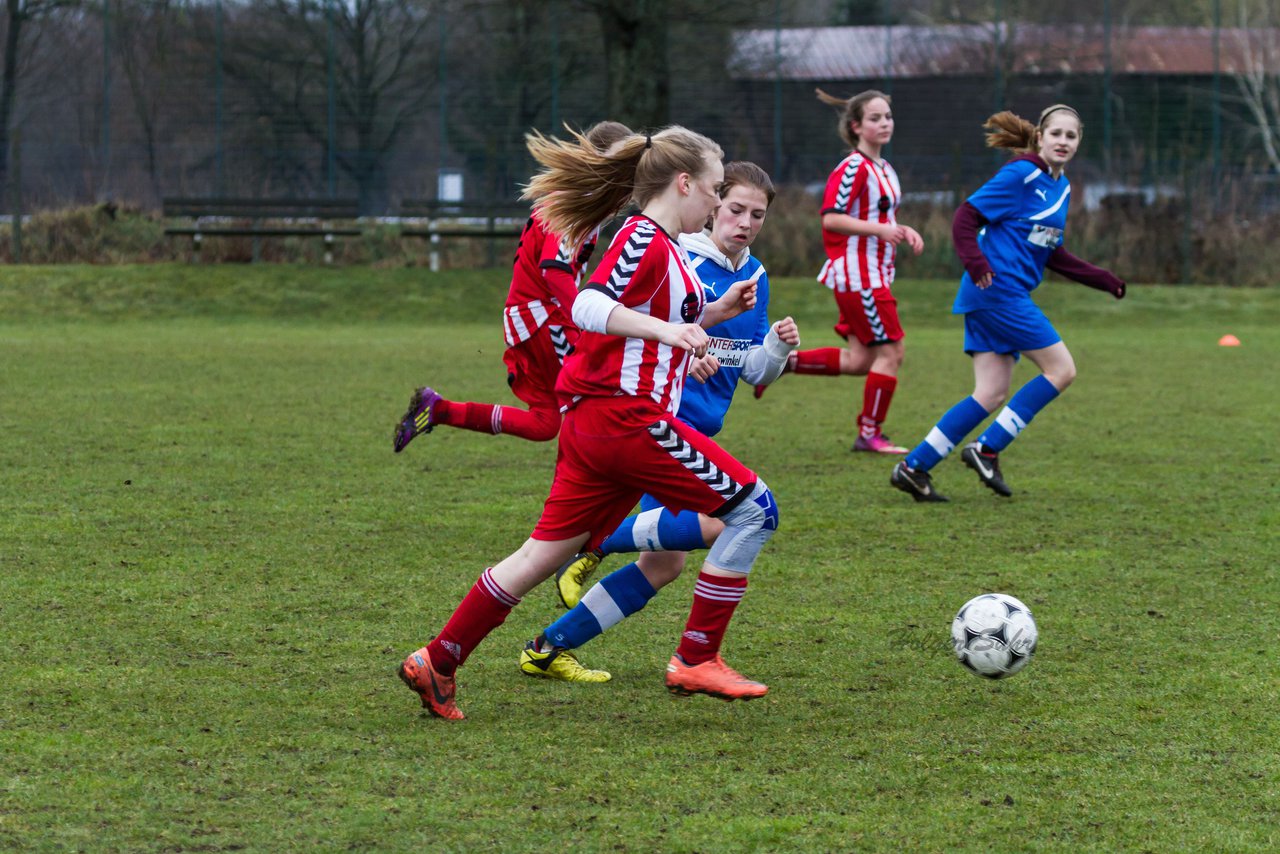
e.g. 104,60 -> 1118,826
665,653 -> 768,701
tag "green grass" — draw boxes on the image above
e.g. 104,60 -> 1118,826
1,266 -> 1278,851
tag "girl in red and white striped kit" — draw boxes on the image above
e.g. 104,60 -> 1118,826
393,121 -> 631,452
757,89 -> 923,454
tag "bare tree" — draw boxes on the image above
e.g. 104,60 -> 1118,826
0,0 -> 82,193
1230,4 -> 1280,173
220,0 -> 438,212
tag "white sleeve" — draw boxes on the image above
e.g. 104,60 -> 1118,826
740,322 -> 795,386
572,287 -> 619,334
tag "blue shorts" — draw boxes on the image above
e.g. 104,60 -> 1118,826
962,302 -> 1061,360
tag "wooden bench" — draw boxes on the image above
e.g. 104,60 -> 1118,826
399,200 -> 529,271
162,197 -> 362,263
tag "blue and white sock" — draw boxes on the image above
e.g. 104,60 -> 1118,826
977,375 -> 1060,453
542,562 -> 656,650
905,396 -> 991,472
598,508 -> 707,557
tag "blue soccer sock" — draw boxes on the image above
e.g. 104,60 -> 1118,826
978,374 -> 1060,453
905,396 -> 991,472
598,508 -> 707,557
541,562 -> 657,650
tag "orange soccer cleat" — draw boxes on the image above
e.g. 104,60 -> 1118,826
398,647 -> 465,720
664,653 -> 768,701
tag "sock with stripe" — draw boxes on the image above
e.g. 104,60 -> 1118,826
427,568 -> 520,676
791,347 -> 843,375
541,562 -> 657,650
675,571 -> 748,665
977,375 -> 1060,453
904,396 -> 991,472
433,400 -> 497,434
858,371 -> 898,439
599,507 -> 707,557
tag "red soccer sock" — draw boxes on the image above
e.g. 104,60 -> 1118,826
434,400 -> 500,434
492,405 -> 561,442
859,371 -> 898,438
792,347 -> 843,376
675,572 -> 748,665
427,568 -> 521,676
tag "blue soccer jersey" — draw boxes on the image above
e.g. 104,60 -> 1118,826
952,156 -> 1071,314
676,232 -> 772,437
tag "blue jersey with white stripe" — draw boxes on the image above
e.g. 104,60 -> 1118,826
676,234 -> 771,437
953,157 -> 1070,314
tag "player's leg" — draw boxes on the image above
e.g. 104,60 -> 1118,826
847,289 -> 907,453
964,341 -> 1075,496
893,350 -> 1014,502
665,477 -> 777,701
392,328 -> 563,452
555,496 -> 717,608
399,409 -> 639,718
400,533 -> 588,719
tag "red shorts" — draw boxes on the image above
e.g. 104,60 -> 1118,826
502,323 -> 568,411
532,398 -> 757,552
833,287 -> 904,346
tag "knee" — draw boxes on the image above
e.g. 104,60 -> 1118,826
638,551 -> 686,589
974,388 -> 1007,411
1048,363 -> 1077,390
705,481 -> 779,574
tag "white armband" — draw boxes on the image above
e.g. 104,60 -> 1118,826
572,288 -> 618,334
740,323 -> 797,386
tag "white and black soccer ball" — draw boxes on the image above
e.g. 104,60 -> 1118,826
951,593 -> 1038,679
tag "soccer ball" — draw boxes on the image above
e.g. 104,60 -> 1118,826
951,593 -> 1038,679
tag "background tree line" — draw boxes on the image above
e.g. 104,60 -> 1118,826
2,0 -> 1274,215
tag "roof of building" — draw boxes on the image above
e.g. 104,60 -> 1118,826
728,24 -> 1274,80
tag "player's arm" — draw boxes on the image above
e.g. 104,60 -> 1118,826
573,288 -> 708,355
539,234 -> 584,323
741,316 -> 800,387
1047,247 -> 1126,299
952,201 -> 993,287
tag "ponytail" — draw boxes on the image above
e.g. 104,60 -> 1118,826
816,87 -> 891,149
522,125 -> 723,248
984,105 -> 1083,154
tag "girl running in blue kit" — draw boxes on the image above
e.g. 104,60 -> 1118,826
890,105 -> 1126,502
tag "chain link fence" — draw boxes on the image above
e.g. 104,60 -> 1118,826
4,1 -> 1277,281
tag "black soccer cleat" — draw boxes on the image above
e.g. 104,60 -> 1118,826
890,460 -> 949,503
961,442 -> 1012,497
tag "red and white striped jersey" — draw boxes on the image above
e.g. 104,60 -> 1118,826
557,215 -> 705,416
502,213 -> 600,347
817,151 -> 902,292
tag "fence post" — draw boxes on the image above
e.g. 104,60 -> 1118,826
10,129 -> 21,264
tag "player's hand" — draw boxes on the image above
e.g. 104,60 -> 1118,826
722,278 -> 758,314
902,226 -> 924,256
689,354 -> 721,383
975,271 -> 994,289
661,322 -> 709,357
1110,278 -> 1127,300
880,224 -> 907,245
772,316 -> 800,347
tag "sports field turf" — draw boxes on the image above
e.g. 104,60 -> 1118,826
2,265 -> 1277,850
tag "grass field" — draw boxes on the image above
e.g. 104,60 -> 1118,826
2,265 -> 1277,851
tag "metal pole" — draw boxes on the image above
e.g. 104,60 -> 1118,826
1103,0 -> 1112,182
215,0 -> 225,194
326,0 -> 337,198
883,0 -> 892,159
438,4 -> 448,193
101,0 -> 111,199
772,0 -> 782,181
992,0 -> 1003,116
550,0 -> 560,132
10,128 -> 20,264
1211,0 -> 1222,192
